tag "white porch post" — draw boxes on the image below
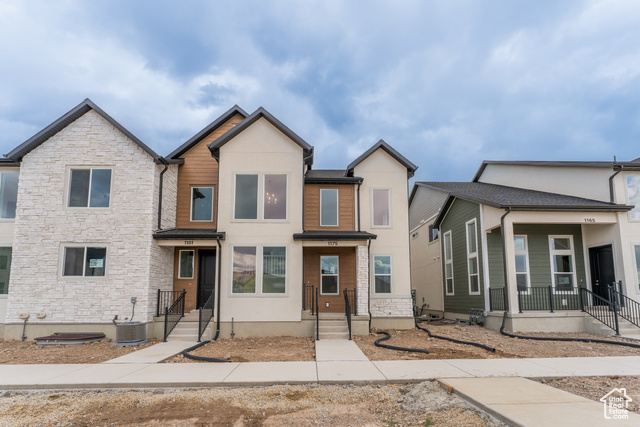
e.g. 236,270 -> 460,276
356,245 -> 369,315
502,216 -> 520,314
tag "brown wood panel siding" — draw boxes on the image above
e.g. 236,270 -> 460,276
176,113 -> 244,229
304,184 -> 356,231
173,248 -> 199,312
303,247 -> 356,313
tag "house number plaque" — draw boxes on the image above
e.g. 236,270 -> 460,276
328,241 -> 338,246
184,240 -> 194,245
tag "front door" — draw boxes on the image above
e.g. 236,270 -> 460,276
197,249 -> 216,308
589,245 -> 615,303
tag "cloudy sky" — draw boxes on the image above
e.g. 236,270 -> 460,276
1,0 -> 639,181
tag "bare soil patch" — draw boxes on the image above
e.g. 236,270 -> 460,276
541,376 -> 640,414
166,336 -> 315,363
354,322 -> 640,360
0,339 -> 159,364
0,382 -> 505,426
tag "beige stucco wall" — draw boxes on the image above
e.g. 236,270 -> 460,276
613,171 -> 640,298
410,219 -> 443,313
354,148 -> 413,318
216,118 -> 304,323
5,110 -> 170,326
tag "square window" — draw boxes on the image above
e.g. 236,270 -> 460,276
63,246 -> 106,277
68,169 -> 111,208
191,187 -> 214,221
320,189 -> 338,226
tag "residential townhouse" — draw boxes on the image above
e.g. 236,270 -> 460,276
0,99 -> 417,341
409,159 -> 640,334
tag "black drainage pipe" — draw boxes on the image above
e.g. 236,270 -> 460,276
415,318 -> 496,353
499,312 -> 640,349
374,331 -> 430,354
181,340 -> 230,363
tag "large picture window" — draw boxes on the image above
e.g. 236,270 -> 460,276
373,255 -> 392,294
320,256 -> 339,294
234,175 -> 259,220
466,219 -> 480,295
264,175 -> 287,220
178,250 -> 194,279
627,176 -> 640,220
191,187 -> 214,221
372,189 -> 390,227
0,247 -> 11,294
262,246 -> 286,293
444,230 -> 454,295
68,168 -> 111,208
320,189 -> 338,226
514,236 -> 530,292
0,173 -> 18,219
232,246 -> 286,294
63,246 -> 106,277
549,236 -> 577,291
234,174 -> 287,220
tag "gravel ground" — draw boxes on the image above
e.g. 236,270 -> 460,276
541,376 -> 640,414
0,382 -> 505,426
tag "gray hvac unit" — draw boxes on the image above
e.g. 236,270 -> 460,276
115,321 -> 146,344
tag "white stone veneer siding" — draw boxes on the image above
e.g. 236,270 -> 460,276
370,297 -> 414,317
356,245 -> 369,315
6,110 -> 171,324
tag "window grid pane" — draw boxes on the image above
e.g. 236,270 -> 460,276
69,170 -> 91,207
232,247 -> 256,293
263,246 -> 286,293
63,247 -> 85,276
85,247 -> 106,276
264,175 -> 287,220
88,169 -> 111,208
234,175 -> 258,220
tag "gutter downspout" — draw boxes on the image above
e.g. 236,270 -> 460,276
609,164 -> 623,204
367,238 -> 372,332
357,183 -> 361,231
500,208 -> 512,313
213,237 -> 222,340
157,157 -> 169,230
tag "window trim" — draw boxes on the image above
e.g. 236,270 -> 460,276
320,188 -> 339,227
232,173 -> 289,222
466,219 -> 480,296
178,250 -> 195,279
0,171 -> 19,221
444,230 -> 454,296
371,187 -> 392,228
0,246 -> 11,296
428,224 -> 439,244
320,255 -> 340,295
372,254 -> 392,294
548,235 -> 578,293
190,186 -> 214,222
632,242 -> 640,293
263,174 -> 288,221
60,244 -> 108,279
66,167 -> 113,209
229,245 -> 288,296
514,235 -> 531,294
625,174 -> 640,222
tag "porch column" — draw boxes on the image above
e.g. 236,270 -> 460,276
356,245 -> 369,315
502,215 -> 519,314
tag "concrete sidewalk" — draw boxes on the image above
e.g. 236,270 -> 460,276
103,341 -> 198,364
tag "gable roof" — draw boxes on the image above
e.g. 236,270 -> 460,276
5,98 -> 161,163
473,159 -> 640,181
423,181 -> 634,228
346,139 -> 417,178
305,169 -> 363,184
167,105 -> 248,159
207,107 -> 313,165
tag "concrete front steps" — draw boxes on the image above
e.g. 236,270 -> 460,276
166,310 -> 213,342
584,311 -> 640,339
316,313 -> 350,340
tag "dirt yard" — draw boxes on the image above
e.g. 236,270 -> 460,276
541,376 -> 640,414
0,339 -> 159,364
354,322 -> 640,360
0,382 -> 505,426
166,336 -> 315,363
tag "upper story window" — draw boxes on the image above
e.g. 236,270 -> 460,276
234,174 -> 287,221
627,175 -> 640,220
428,224 -> 439,243
444,230 -> 454,295
514,235 -> 530,292
63,246 -> 106,277
549,236 -> 577,291
466,219 -> 480,295
372,188 -> 390,227
320,189 -> 338,226
68,168 -> 112,208
0,172 -> 19,219
191,187 -> 214,221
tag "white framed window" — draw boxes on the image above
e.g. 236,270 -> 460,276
373,255 -> 392,294
0,247 -> 11,295
62,245 -> 107,277
428,224 -> 439,243
372,188 -> 391,227
514,235 -> 531,293
626,175 -> 640,221
178,250 -> 194,279
234,174 -> 288,221
320,189 -> 338,226
191,187 -> 214,221
320,255 -> 339,294
68,168 -> 112,208
633,244 -> 640,291
231,245 -> 287,295
0,172 -> 19,219
466,219 -> 480,295
549,235 -> 577,292
444,230 -> 454,295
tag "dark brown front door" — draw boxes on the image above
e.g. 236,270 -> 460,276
197,250 -> 216,308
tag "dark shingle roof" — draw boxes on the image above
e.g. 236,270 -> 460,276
421,182 -> 633,211
305,169 -> 363,184
346,139 -> 417,178
5,98 -> 161,163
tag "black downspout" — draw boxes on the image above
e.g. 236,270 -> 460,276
609,164 -> 623,204
214,237 -> 222,340
157,157 -> 169,230
357,182 -> 361,232
500,208 -> 512,314
367,238 -> 372,332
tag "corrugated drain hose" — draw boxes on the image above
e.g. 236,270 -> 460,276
415,318 -> 496,352
374,331 -> 430,354
181,340 -> 229,363
500,312 -> 640,349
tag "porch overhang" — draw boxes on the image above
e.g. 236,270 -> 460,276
293,231 -> 376,247
482,207 -> 622,230
153,228 -> 225,247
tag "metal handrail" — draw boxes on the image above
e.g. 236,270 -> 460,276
315,287 -> 319,341
609,284 -> 640,329
163,289 -> 186,342
157,290 -> 184,317
198,291 -> 215,342
517,286 -> 581,312
343,289 -> 353,340
488,288 -> 505,311
580,287 -> 619,335
303,284 -> 315,314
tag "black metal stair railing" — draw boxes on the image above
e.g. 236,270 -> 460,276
580,287 -> 619,335
198,291 -> 215,342
343,289 -> 353,340
315,287 -> 319,341
609,283 -> 640,329
157,290 -> 185,317
163,289 -> 186,342
303,284 -> 315,314
488,288 -> 505,311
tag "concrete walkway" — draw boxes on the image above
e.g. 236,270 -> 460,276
103,341 -> 198,364
441,377 -> 640,427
